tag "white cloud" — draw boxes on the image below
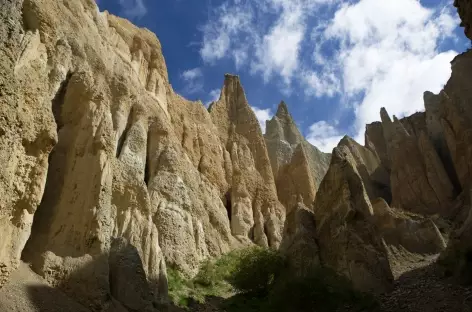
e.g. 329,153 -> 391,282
200,0 -> 338,87
306,121 -> 343,153
321,0 -> 458,137
206,89 -> 221,107
251,3 -> 305,84
301,70 -> 340,98
118,0 -> 147,19
200,2 -> 255,64
199,0 -> 459,151
251,106 -> 273,133
181,68 -> 204,94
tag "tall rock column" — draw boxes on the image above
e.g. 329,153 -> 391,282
209,75 -> 285,248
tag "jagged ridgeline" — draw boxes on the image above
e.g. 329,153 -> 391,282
0,0 -> 472,311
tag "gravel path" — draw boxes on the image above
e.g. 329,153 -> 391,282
379,259 -> 472,312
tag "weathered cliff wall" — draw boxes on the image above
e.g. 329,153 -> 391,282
0,0 -> 289,309
2,0 -> 472,309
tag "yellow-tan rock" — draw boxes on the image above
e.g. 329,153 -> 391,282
209,75 -> 285,248
265,102 -> 330,212
313,143 -> 393,294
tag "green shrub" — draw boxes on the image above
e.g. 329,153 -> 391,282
167,267 -> 194,307
167,248 -> 379,312
226,247 -> 286,295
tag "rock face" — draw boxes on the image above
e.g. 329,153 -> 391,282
436,50 -> 472,280
0,0 -> 287,309
372,198 -> 447,276
0,0 -> 57,287
265,102 -> 330,211
208,75 -> 285,248
455,0 -> 472,40
3,0 -> 472,308
374,108 -> 456,217
279,201 -> 319,275
313,142 -> 393,294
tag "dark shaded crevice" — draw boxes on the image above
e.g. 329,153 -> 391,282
21,73 -> 71,261
224,190 -> 232,221
51,72 -> 72,132
144,127 -> 152,186
21,159 -> 59,263
22,0 -> 39,32
439,118 -> 463,194
197,155 -> 204,173
263,222 -> 271,248
116,107 -> 134,158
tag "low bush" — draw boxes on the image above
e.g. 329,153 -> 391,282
225,247 -> 285,295
167,247 -> 380,312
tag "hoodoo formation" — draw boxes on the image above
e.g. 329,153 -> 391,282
1,0 -> 472,311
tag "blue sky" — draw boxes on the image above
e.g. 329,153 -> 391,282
97,0 -> 470,152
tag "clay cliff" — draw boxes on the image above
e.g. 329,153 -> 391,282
1,0 -> 472,311
0,0 -> 286,309
264,101 -> 330,212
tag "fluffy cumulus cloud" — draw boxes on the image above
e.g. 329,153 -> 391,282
251,106 -> 273,133
200,0 -> 459,151
180,68 -> 204,94
118,0 -> 147,19
322,0 -> 458,141
306,121 -> 344,153
206,89 -> 221,107
200,0 -> 338,87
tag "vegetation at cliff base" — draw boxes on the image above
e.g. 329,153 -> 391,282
167,247 -> 379,311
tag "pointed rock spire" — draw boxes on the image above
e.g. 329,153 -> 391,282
380,107 -> 392,124
265,101 -> 303,144
276,100 -> 290,118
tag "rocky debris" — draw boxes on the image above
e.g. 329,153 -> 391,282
265,102 -> 330,212
372,198 -> 447,276
455,0 -> 472,40
379,260 -> 472,312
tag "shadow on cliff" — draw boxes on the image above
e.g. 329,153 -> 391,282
23,238 -> 167,312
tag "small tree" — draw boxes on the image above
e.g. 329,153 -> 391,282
226,247 -> 285,295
